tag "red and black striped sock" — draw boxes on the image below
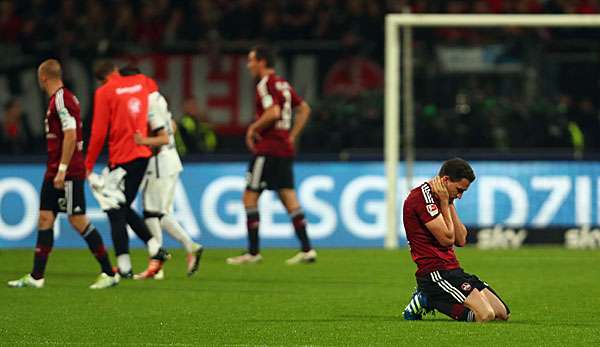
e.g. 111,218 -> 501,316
31,229 -> 54,280
82,224 -> 114,276
449,303 -> 475,322
291,209 -> 311,252
246,208 -> 260,255
290,208 -> 311,252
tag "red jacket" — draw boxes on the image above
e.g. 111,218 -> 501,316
85,71 -> 158,172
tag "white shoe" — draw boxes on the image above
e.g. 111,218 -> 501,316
226,253 -> 263,265
89,273 -> 118,289
285,249 -> 317,265
154,269 -> 165,280
8,274 -> 44,288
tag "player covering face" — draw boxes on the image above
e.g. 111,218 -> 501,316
401,158 -> 510,322
8,59 -> 117,289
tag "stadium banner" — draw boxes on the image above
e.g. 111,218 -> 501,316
0,53 -> 382,136
1,161 -> 600,249
466,225 -> 600,249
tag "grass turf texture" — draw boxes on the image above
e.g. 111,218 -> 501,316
1,247 -> 599,346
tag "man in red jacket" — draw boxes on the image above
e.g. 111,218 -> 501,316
86,61 -> 168,279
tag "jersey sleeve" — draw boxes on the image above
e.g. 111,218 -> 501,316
146,77 -> 159,93
257,79 -> 274,110
147,91 -> 167,131
85,88 -> 110,172
55,89 -> 76,130
415,186 -> 440,224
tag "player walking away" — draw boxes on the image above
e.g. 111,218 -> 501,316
402,158 -> 510,322
86,61 -> 169,279
119,67 -> 204,278
8,59 -> 117,289
226,46 -> 316,265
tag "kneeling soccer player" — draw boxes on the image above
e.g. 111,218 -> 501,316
8,59 -> 117,289
402,158 -> 510,322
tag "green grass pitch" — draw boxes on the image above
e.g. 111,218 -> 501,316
1,247 -> 599,346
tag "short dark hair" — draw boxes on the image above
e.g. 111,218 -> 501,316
119,65 -> 142,76
251,45 -> 275,68
93,60 -> 116,82
439,157 -> 475,183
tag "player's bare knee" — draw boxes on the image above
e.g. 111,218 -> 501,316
243,190 -> 259,208
38,211 -> 55,229
68,214 -> 89,233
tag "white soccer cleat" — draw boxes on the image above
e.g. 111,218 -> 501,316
226,253 -> 263,265
89,273 -> 118,289
153,269 -> 165,280
285,249 -> 317,265
7,274 -> 44,288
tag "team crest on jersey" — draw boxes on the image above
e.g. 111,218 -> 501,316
461,282 -> 472,292
127,97 -> 142,117
426,203 -> 438,216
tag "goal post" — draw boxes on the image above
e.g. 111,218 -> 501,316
384,14 -> 600,249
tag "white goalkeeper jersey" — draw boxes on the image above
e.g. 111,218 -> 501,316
146,91 -> 183,178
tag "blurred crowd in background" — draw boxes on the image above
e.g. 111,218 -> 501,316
2,0 -> 600,157
2,0 -> 600,50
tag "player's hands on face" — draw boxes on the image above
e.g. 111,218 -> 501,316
431,176 -> 449,203
53,171 -> 66,190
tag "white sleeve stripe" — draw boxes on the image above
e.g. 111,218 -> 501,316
55,89 -> 65,111
55,89 -> 76,130
55,89 -> 71,117
257,77 -> 270,97
421,184 -> 434,204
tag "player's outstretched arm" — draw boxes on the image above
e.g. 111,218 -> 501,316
289,101 -> 311,144
449,204 -> 468,247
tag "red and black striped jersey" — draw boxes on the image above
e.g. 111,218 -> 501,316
253,73 -> 303,158
44,87 -> 85,180
403,182 -> 461,277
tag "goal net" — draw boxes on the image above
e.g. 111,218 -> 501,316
384,14 -> 600,249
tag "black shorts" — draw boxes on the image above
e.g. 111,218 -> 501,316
245,155 -> 294,192
113,157 -> 149,206
40,179 -> 86,215
417,268 -> 510,319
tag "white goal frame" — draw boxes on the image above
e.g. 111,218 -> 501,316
384,14 -> 600,249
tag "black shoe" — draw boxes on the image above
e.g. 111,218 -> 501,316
187,246 -> 204,277
152,248 -> 171,262
118,270 -> 133,280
